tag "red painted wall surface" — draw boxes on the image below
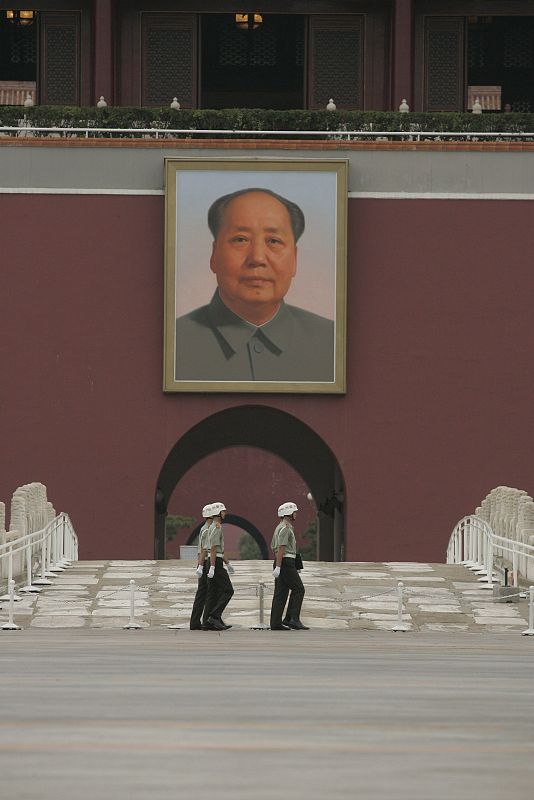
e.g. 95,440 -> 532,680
1,194 -> 533,561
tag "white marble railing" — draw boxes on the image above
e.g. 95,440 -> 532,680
447,487 -> 534,583
0,80 -> 36,106
0,482 -> 56,581
475,487 -> 534,582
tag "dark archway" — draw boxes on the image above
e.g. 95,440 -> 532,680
155,405 -> 345,561
186,514 -> 269,559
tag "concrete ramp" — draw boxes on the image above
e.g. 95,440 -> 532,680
1,561 -> 530,631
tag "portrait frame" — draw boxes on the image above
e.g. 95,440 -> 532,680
163,157 -> 347,394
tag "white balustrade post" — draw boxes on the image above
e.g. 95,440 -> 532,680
512,549 -> 518,587
2,580 -> 21,630
521,586 -> 534,636
19,537 -> 40,593
392,581 -> 409,632
33,528 -> 53,586
50,518 -> 65,572
123,580 -> 142,630
59,515 -> 70,566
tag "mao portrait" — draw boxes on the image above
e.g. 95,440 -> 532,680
163,159 -> 347,394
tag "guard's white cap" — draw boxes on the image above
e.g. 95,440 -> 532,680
278,501 -> 298,517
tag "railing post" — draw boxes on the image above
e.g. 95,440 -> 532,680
2,580 -> 21,630
123,580 -> 142,630
33,527 -> 53,586
392,581 -> 409,632
19,536 -> 41,594
50,518 -> 65,572
521,586 -> 534,636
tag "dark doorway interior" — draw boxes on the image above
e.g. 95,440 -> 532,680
200,14 -> 305,109
0,12 -> 37,82
468,16 -> 534,112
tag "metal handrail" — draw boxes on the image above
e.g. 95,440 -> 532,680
0,513 -> 78,597
446,515 -> 534,587
1,125 -> 534,141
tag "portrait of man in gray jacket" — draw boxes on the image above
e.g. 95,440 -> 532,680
174,187 -> 335,383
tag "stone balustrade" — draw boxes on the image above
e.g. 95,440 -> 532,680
476,486 -> 534,581
0,482 -> 56,581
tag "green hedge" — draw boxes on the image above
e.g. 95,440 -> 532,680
1,105 -> 533,136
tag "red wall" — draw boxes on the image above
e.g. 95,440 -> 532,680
1,194 -> 533,561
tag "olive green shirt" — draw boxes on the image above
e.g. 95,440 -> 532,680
198,523 -> 210,557
208,521 -> 224,556
271,521 -> 297,556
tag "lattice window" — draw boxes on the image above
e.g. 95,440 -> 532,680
145,29 -> 194,105
295,26 -> 304,67
219,20 -> 248,65
313,30 -> 361,107
44,27 -> 77,104
511,99 -> 532,112
427,30 -> 462,110
467,28 -> 485,70
250,27 -> 276,66
504,24 -> 533,69
218,20 -> 277,67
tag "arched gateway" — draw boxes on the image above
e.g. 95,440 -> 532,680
155,406 -> 345,561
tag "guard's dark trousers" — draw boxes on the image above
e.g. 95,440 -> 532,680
270,557 -> 305,628
203,558 -> 234,624
189,564 -> 208,629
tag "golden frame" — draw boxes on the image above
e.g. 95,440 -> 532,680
163,157 -> 347,393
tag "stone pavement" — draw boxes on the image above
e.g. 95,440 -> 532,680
0,560 -> 531,632
0,629 -> 532,800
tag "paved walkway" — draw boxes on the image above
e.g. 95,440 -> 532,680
0,560 -> 530,631
0,629 -> 532,800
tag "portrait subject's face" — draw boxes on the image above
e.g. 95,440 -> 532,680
210,191 -> 297,323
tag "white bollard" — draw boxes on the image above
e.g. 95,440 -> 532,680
123,580 -> 142,630
521,586 -> 534,636
251,582 -> 269,630
392,581 -> 410,632
2,580 -> 21,631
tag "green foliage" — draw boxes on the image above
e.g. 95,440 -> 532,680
299,519 -> 317,561
239,533 -> 262,560
165,514 -> 196,542
1,105 -> 534,138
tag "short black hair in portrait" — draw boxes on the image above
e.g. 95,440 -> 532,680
207,188 -> 306,243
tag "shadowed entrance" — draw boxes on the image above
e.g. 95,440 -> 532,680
155,406 -> 344,561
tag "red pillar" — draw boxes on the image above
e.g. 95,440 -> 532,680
392,0 -> 414,111
93,0 -> 114,104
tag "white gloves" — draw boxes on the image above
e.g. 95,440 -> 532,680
208,566 -> 215,579
195,565 -> 204,578
226,563 -> 235,574
272,566 -> 281,579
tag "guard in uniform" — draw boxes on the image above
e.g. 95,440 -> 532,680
189,504 -> 213,630
203,501 -> 235,631
270,501 -> 309,630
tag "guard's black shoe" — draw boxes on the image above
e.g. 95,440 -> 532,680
201,623 -> 215,630
270,624 -> 291,630
190,625 -> 203,630
207,616 -> 226,631
287,620 -> 310,630
220,622 -> 232,630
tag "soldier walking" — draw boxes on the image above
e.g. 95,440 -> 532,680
270,501 -> 309,630
189,504 -> 213,630
203,501 -> 235,631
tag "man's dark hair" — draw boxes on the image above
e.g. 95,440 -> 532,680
207,188 -> 305,242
